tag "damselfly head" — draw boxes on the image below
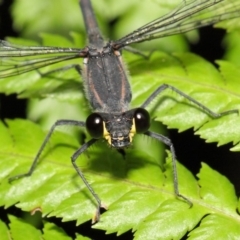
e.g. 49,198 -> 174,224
86,108 -> 150,149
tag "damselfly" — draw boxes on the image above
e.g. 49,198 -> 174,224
1,0 -> 240,222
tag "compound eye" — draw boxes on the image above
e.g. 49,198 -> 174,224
134,108 -> 150,133
86,113 -> 103,139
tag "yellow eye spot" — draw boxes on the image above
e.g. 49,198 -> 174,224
129,119 -> 136,142
103,121 -> 111,145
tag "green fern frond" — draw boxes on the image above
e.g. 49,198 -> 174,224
1,0 -> 240,239
0,120 -> 240,239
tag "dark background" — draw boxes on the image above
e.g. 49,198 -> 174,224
1,0 -> 240,239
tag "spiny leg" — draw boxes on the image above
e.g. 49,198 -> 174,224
37,64 -> 82,77
123,46 -> 154,59
71,138 -> 103,223
9,119 -> 85,182
141,83 -> 238,117
145,130 -> 193,206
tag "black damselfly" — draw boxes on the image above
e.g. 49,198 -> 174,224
1,0 -> 240,222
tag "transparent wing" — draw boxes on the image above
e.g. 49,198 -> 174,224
0,40 -> 87,78
114,0 -> 240,48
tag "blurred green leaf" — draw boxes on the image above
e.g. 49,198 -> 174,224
3,215 -> 91,240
